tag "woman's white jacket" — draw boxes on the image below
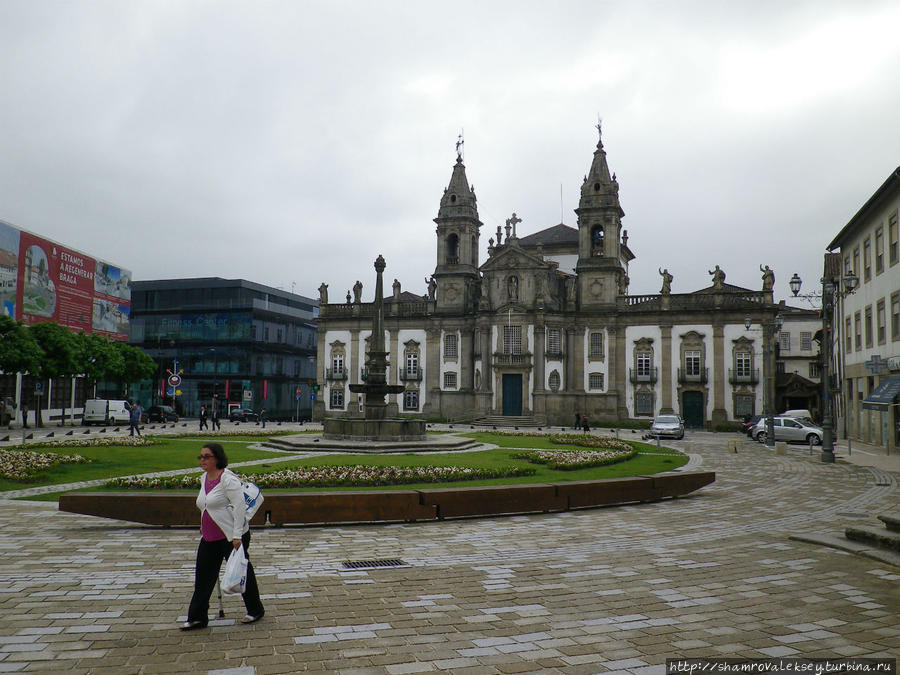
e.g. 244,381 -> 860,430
196,469 -> 248,540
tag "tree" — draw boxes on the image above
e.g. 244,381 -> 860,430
27,322 -> 79,426
0,316 -> 44,377
111,341 -> 157,398
75,332 -> 124,398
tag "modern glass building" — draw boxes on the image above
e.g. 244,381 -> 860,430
129,278 -> 318,420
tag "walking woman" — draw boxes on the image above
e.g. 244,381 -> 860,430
180,442 -> 264,630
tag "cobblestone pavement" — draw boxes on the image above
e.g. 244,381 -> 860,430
0,432 -> 897,674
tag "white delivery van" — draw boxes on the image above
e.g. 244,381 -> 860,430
82,399 -> 132,425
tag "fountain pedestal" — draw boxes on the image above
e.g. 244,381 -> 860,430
323,256 -> 426,442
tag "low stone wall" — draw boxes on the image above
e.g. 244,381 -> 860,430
59,471 -> 715,527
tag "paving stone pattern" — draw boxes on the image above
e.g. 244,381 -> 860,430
0,432 -> 897,674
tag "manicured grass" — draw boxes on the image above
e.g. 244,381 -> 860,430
0,437 -> 294,491
9,431 -> 689,500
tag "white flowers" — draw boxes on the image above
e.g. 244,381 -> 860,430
0,449 -> 90,481
106,464 -> 537,489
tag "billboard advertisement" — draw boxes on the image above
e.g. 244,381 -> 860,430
0,219 -> 131,340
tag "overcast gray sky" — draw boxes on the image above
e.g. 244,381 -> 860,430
1,0 -> 898,305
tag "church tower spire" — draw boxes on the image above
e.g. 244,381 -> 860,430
575,122 -> 627,306
432,137 -> 482,313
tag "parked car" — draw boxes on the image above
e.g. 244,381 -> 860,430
649,414 -> 685,439
742,415 -> 763,436
229,408 -> 259,422
751,416 -> 823,445
146,405 -> 178,423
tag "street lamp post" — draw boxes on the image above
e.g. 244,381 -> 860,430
789,268 -> 859,463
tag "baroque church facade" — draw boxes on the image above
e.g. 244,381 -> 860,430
314,129 -> 781,427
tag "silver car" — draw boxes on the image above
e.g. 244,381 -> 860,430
650,415 -> 685,439
751,416 -> 823,445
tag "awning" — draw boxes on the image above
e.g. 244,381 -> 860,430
862,377 -> 900,410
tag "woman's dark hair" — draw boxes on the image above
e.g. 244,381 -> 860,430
203,443 -> 228,469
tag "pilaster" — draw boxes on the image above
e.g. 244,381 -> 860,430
660,325 -> 673,414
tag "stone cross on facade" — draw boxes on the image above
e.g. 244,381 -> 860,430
506,212 -> 521,239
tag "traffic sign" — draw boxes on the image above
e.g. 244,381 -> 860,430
310,393 -> 316,401
296,387 -> 302,396
168,374 -> 182,387
34,382 -> 44,395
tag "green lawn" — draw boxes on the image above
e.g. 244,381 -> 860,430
0,437 -> 295,492
5,431 -> 689,500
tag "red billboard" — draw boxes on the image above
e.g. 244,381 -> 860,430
0,219 -> 131,340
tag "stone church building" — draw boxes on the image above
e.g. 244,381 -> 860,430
314,129 -> 781,427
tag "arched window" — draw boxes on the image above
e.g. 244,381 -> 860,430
446,234 -> 459,264
591,226 -> 604,256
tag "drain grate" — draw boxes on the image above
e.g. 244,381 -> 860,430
342,559 -> 407,569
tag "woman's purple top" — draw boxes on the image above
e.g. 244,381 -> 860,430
201,475 -> 227,542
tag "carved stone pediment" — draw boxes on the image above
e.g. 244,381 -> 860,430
479,245 -> 551,273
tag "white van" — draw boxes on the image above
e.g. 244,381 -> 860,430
82,399 -> 132,426
782,409 -> 813,422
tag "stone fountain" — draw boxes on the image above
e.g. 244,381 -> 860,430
322,255 -> 427,442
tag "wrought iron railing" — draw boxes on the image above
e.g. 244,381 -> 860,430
629,367 -> 658,384
728,368 -> 759,385
677,367 -> 708,384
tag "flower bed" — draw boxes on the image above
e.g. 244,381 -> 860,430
0,449 -> 91,481
8,436 -> 156,451
511,447 -> 636,470
491,430 -> 635,453
106,464 -> 537,490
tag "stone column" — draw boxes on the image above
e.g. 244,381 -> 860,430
660,324 -> 673,414
565,327 -> 576,391
533,325 -> 546,392
612,326 -> 628,419
711,323 -> 727,426
573,327 -> 585,392
482,326 -> 493,391
462,327 -> 475,390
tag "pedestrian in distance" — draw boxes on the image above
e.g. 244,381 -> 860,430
21,402 -> 29,429
199,405 -> 208,431
180,443 -> 265,630
211,407 -> 220,431
259,408 -> 266,429
574,411 -> 581,431
582,416 -> 590,434
128,402 -> 142,437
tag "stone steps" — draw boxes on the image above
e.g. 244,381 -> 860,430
473,415 -> 549,428
791,511 -> 900,567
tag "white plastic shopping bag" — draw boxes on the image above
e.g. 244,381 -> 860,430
221,544 -> 248,595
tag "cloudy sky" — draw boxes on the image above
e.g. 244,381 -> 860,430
1,0 -> 898,305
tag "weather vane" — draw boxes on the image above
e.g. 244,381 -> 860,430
456,130 -> 464,160
596,115 -> 602,138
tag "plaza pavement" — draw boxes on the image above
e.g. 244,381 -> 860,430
0,426 -> 897,674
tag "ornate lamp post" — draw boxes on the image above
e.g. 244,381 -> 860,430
789,269 -> 859,463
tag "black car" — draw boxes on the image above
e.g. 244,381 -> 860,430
229,408 -> 259,422
146,405 -> 179,423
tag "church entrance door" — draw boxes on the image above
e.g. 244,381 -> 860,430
682,391 -> 704,428
502,374 -> 523,416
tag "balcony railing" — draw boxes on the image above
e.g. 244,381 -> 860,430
629,367 -> 658,384
728,368 -> 759,385
677,367 -> 708,384
492,352 -> 532,367
326,367 -> 347,380
399,368 -> 423,381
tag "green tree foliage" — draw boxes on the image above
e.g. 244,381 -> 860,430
0,316 -> 44,375
113,341 -> 157,386
76,332 -> 125,388
25,322 -> 78,379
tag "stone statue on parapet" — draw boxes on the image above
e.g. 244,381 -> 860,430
392,278 -> 401,301
760,265 -> 774,292
425,276 -> 437,301
352,280 -> 363,304
708,264 -> 726,291
318,282 -> 328,304
659,268 -> 672,295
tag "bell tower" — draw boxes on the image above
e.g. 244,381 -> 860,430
575,122 -> 626,307
432,138 -> 482,313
